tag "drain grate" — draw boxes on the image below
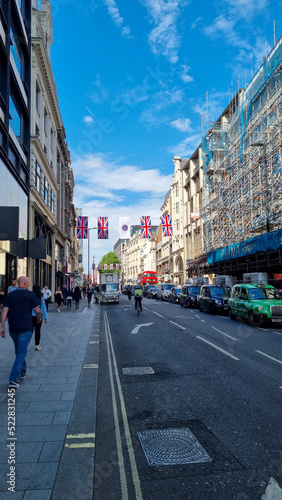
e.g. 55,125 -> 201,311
122,366 -> 155,375
138,428 -> 212,466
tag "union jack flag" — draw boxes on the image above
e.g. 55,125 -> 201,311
116,263 -> 119,270
161,214 -> 173,237
97,217 -> 109,239
140,216 -> 152,238
104,264 -> 108,270
77,216 -> 88,239
110,263 -> 113,270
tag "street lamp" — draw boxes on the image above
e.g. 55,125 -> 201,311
88,227 -> 97,280
250,142 -> 270,233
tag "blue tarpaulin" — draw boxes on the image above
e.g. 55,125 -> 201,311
207,230 -> 282,264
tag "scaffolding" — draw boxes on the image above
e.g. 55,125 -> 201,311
201,36 -> 282,254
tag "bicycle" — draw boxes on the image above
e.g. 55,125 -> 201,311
136,299 -> 142,315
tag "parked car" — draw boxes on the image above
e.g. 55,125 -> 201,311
168,286 -> 182,303
143,285 -> 155,297
147,286 -> 157,299
228,283 -> 282,327
198,285 -> 231,314
179,285 -> 200,308
156,283 -> 174,301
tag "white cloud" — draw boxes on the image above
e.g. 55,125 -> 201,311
141,0 -> 188,63
168,133 -> 201,157
83,116 -> 94,124
170,117 -> 191,132
180,64 -> 193,83
103,0 -> 131,38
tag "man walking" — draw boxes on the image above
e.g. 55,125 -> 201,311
1,276 -> 41,388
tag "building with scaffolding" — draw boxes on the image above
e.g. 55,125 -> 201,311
194,35 -> 282,279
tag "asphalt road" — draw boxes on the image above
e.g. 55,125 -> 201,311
93,294 -> 282,500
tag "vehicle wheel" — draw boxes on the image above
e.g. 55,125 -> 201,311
180,302 -> 183,307
229,308 -> 236,320
209,304 -> 216,314
248,311 -> 263,327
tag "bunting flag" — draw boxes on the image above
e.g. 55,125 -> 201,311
77,216 -> 88,239
98,264 -> 101,270
161,214 -> 173,237
140,216 -> 152,238
104,264 -> 108,270
110,263 -> 113,270
119,217 -> 130,239
116,263 -> 119,270
98,217 -> 109,239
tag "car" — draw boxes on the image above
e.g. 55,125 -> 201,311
228,283 -> 282,327
156,283 -> 174,301
198,284 -> 231,314
179,285 -> 200,308
147,286 -> 157,299
143,285 -> 155,297
168,286 -> 182,303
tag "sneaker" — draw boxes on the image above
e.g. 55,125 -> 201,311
35,345 -> 42,351
19,374 -> 26,379
9,381 -> 19,389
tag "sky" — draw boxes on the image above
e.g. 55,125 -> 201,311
49,0 -> 282,269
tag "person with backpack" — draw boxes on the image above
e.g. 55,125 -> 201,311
134,287 -> 143,312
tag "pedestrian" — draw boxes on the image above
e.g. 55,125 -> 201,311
66,288 -> 73,308
32,285 -> 48,350
0,276 -> 41,388
73,286 -> 81,309
41,285 -> 52,311
87,286 -> 93,305
54,286 -> 63,312
82,285 -> 86,298
62,285 -> 67,305
94,285 -> 100,303
8,279 -> 18,293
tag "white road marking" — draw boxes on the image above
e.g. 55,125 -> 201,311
256,350 -> 282,365
131,323 -> 154,334
261,477 -> 282,499
274,331 -> 282,336
211,326 -> 237,341
152,311 -> 163,317
197,336 -> 239,360
169,321 -> 186,330
258,327 -> 268,331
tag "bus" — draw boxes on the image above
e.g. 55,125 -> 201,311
137,271 -> 158,286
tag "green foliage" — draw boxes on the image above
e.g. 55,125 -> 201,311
99,252 -> 120,274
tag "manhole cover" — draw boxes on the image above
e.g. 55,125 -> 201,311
138,428 -> 212,466
123,367 -> 155,375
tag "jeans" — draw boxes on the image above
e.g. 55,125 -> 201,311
9,331 -> 32,382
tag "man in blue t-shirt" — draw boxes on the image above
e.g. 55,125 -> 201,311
1,276 -> 41,388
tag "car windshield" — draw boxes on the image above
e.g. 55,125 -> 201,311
187,286 -> 200,293
174,288 -> 181,295
163,284 -> 173,290
210,286 -> 231,296
248,287 -> 281,300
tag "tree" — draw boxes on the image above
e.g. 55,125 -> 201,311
99,252 -> 120,274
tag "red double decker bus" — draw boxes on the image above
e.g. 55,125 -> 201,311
137,271 -> 158,286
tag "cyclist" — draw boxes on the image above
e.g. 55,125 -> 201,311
134,287 -> 143,312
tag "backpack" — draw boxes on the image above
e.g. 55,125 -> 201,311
135,289 -> 141,297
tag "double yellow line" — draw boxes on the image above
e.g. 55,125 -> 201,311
104,309 -> 143,500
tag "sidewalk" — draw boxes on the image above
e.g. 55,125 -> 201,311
0,298 -> 100,500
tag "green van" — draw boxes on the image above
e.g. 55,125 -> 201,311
228,283 -> 282,327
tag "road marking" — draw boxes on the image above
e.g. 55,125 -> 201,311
65,433 -> 95,449
256,350 -> 282,365
211,326 -> 237,341
197,336 -> 239,360
169,320 -> 186,330
258,327 -> 268,331
67,433 -> 95,439
83,364 -> 98,368
152,311 -> 163,317
273,331 -> 282,336
65,443 -> 95,448
131,323 -> 154,334
89,341 -> 99,344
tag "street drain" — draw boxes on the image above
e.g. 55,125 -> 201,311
138,428 -> 212,466
122,367 -> 155,375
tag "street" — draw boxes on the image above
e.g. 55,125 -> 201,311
94,294 -> 282,500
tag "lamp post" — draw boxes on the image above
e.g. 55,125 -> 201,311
88,227 -> 97,281
250,142 -> 270,233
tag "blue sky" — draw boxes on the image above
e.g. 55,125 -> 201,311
50,0 -> 281,268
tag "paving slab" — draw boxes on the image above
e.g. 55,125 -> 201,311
0,298 -> 99,498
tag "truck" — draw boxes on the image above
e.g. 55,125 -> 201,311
99,273 -> 120,305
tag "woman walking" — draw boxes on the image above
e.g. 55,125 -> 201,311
54,287 -> 63,312
32,285 -> 48,351
73,286 -> 81,309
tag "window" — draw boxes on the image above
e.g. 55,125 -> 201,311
50,191 -> 54,213
10,22 -> 22,76
176,219 -> 180,230
35,162 -> 41,192
50,127 -> 54,151
44,107 -> 48,135
9,93 -> 21,139
44,177 -> 48,204
176,202 -> 179,214
36,81 -> 41,114
175,183 -> 179,197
